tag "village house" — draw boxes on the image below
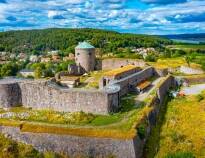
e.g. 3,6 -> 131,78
41,56 -> 51,63
17,53 -> 27,62
63,53 -> 75,61
52,54 -> 61,62
29,55 -> 39,63
132,47 -> 156,59
47,50 -> 59,55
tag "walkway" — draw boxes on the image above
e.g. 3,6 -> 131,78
181,83 -> 205,95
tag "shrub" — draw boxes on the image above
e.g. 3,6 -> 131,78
170,131 -> 186,143
145,54 -> 157,62
196,94 -> 204,102
137,124 -> 146,139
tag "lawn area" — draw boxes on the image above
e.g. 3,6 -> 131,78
0,92 -> 153,139
78,70 -> 110,89
149,91 -> 205,158
0,93 -> 147,131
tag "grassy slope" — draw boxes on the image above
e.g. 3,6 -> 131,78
149,58 -> 202,70
146,92 -> 205,158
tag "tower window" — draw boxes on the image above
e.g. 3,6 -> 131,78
77,53 -> 80,56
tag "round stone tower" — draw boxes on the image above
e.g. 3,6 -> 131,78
75,42 -> 95,72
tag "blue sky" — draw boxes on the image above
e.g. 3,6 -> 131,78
0,0 -> 205,34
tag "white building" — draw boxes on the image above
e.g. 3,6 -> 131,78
29,55 -> 39,63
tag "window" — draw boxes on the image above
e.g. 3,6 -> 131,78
77,53 -> 80,56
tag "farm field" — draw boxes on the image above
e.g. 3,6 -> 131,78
168,44 -> 205,50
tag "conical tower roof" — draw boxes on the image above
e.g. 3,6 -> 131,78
76,42 -> 95,49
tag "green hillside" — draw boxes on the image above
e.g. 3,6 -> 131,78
0,28 -> 171,55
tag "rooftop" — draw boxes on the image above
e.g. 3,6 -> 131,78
76,42 -> 95,49
104,65 -> 138,77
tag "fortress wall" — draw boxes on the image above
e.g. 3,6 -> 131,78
101,59 -> 147,70
182,75 -> 205,84
157,75 -> 176,104
0,75 -> 175,158
111,67 -> 154,96
0,126 -> 139,158
19,81 -> 114,114
0,83 -> 21,108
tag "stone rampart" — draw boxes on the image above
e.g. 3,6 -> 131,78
0,79 -> 23,108
19,80 -> 119,114
179,66 -> 204,75
0,126 -> 140,158
109,67 -> 154,96
157,75 -> 176,104
0,79 -> 120,114
101,58 -> 147,70
182,75 -> 205,84
0,75 -> 175,158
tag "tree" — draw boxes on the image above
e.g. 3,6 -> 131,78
0,62 -> 19,77
34,67 -> 43,79
185,56 -> 191,67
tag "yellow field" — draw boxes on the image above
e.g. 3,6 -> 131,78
149,58 -> 202,70
156,92 -> 205,158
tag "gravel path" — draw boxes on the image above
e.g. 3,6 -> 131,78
181,84 -> 205,95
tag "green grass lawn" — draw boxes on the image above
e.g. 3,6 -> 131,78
0,93 -> 146,130
77,70 -> 110,89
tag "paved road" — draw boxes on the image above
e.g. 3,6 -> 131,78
181,84 -> 205,95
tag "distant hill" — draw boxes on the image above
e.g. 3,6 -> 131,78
0,28 -> 171,54
162,33 -> 205,43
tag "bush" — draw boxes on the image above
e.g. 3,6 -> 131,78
196,94 -> 204,102
137,124 -> 146,139
145,54 -> 157,62
165,151 -> 195,158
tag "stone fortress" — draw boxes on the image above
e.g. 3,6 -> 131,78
0,42 -> 179,158
0,41 -> 168,115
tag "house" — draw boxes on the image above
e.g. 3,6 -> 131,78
131,47 -> 156,59
17,53 -> 27,62
41,57 -> 51,63
63,53 -> 75,61
47,50 -> 59,55
52,54 -> 61,62
29,55 -> 39,63
9,53 -> 16,60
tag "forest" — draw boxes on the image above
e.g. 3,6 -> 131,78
0,28 -> 172,55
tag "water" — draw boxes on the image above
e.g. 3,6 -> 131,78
171,39 -> 201,44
